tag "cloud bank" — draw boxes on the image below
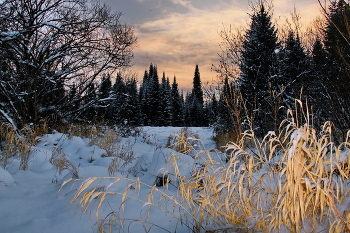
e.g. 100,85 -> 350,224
104,0 -> 322,89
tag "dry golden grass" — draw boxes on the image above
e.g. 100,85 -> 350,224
1,113 -> 348,232
60,176 -> 203,233
50,147 -> 78,179
270,119 -> 350,232
0,121 -> 136,181
55,123 -> 101,139
177,106 -> 350,232
55,124 -> 135,176
63,128 -> 209,232
54,104 -> 350,233
108,140 -> 135,176
214,130 -> 241,153
0,121 -> 49,170
65,117 -> 350,232
167,127 -> 199,155
88,127 -> 121,157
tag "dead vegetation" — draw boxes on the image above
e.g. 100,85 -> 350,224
1,112 -> 349,232
64,113 -> 350,232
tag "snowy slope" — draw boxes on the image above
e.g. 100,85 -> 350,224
0,127 -> 215,233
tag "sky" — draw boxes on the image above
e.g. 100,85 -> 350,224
102,0 -> 323,89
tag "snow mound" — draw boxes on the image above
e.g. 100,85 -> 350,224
61,136 -> 106,162
0,126 -> 215,233
0,166 -> 15,186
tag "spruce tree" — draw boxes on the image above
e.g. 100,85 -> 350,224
310,38 -> 328,127
171,76 -> 184,126
208,94 -> 218,126
112,73 -> 127,125
187,65 -> 205,126
83,83 -> 97,122
277,31 -> 310,117
193,65 -> 204,105
139,64 -> 160,126
216,77 -> 234,133
157,73 -> 172,126
139,70 -> 150,125
98,76 -> 112,100
312,38 -> 328,76
183,92 -> 192,126
190,96 -> 204,127
324,0 -> 350,67
124,78 -> 141,126
239,4 -> 279,135
282,32 -> 308,92
322,0 -> 350,134
97,75 -> 112,122
165,77 -> 173,125
66,84 -> 80,120
149,65 -> 160,125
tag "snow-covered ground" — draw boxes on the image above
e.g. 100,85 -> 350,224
2,125 -> 350,233
0,127 -> 215,233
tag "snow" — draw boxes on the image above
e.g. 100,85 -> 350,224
1,126 -> 349,232
0,127 -> 214,233
0,31 -> 21,42
0,166 -> 15,186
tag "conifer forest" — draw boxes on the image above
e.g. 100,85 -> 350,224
0,0 -> 349,139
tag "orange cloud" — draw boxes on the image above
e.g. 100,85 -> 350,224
132,1 -> 322,89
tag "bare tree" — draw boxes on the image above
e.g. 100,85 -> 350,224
0,0 -> 137,128
212,25 -> 245,82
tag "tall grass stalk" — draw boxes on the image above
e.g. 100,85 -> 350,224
65,110 -> 350,232
178,105 -> 350,232
0,121 -> 48,170
60,176 -> 204,233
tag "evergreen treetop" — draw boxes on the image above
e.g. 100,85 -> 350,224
192,65 -> 204,106
239,3 -> 279,135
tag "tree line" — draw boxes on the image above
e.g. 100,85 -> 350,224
82,64 -> 210,127
0,0 -> 350,139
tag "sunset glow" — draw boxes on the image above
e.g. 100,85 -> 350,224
103,0 -> 323,88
